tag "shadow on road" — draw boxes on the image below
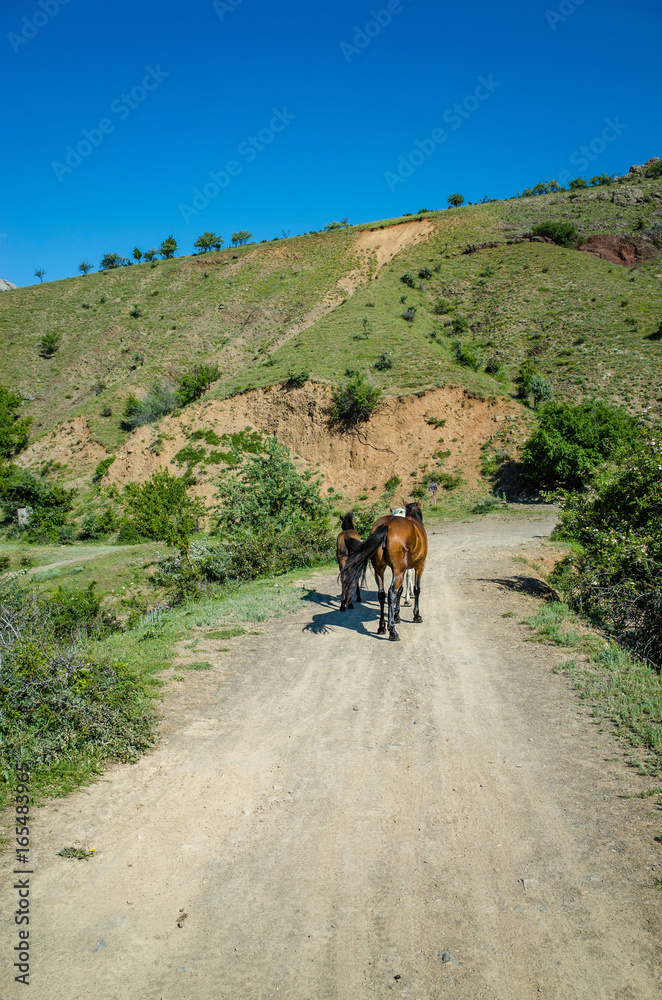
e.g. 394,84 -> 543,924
483,575 -> 558,599
300,588 -> 413,639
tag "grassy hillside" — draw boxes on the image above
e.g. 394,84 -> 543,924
1,168 -> 661,457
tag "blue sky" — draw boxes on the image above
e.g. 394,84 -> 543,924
1,0 -> 660,287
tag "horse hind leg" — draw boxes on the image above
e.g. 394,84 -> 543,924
413,577 -> 423,623
376,573 -> 386,634
403,569 -> 414,607
355,584 -> 362,604
388,575 -> 403,641
394,584 -> 403,623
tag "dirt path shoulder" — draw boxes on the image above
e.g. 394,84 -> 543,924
3,511 -> 661,999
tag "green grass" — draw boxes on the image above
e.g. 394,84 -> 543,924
554,646 -> 662,772
525,599 -> 587,648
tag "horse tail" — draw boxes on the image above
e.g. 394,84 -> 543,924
340,524 -> 388,598
345,535 -> 362,555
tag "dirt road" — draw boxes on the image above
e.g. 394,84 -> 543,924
4,511 -> 662,999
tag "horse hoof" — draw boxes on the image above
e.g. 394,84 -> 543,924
356,595 -> 363,603
348,602 -> 353,610
388,631 -> 400,642
377,625 -> 386,635
340,604 -> 346,612
394,614 -> 401,624
414,614 -> 423,623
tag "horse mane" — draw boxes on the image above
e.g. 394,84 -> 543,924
341,511 -> 356,531
406,501 -> 424,523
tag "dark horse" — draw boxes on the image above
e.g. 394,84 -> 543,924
340,501 -> 427,641
336,512 -> 363,612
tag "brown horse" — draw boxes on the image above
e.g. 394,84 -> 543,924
340,500 -> 427,641
336,512 -> 363,612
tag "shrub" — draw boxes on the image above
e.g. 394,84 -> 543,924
373,352 -> 393,371
159,235 -> 178,258
400,272 -> 416,288
454,342 -> 480,370
568,177 -> 588,190
93,456 -> 116,482
528,374 -> 554,409
175,364 -> 221,407
402,307 -> 417,323
521,401 -> 642,488
330,373 -> 382,425
121,382 -> 178,431
447,193 -> 465,207
531,221 -> 578,247
418,268 -> 432,279
0,583 -> 151,792
78,509 -> 116,540
231,231 -> 253,246
0,387 -> 32,459
0,470 -> 75,543
645,160 -> 662,179
286,369 -> 309,388
451,315 -> 469,335
552,439 -> 662,664
194,232 -> 223,253
383,475 -> 401,496
38,331 -> 61,357
121,469 -> 206,554
99,253 -> 131,270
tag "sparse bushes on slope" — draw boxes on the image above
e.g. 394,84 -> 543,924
521,400 -> 642,488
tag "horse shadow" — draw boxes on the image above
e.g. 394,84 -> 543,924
300,587 -> 396,639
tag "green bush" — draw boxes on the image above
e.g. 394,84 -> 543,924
38,331 -> 61,357
646,160 -> 662,178
0,470 -> 75,543
121,469 -> 206,553
531,221 -> 578,247
521,401 -> 642,488
93,455 -> 116,482
121,382 -> 178,431
552,439 -> 662,664
454,342 -> 480,370
0,582 -> 147,793
373,352 -> 392,371
286,369 -> 310,388
330,373 -> 382,425
568,177 -> 588,190
402,307 -> 417,323
400,272 -> 416,288
0,387 -> 32,459
528,374 -> 554,409
176,364 -> 221,407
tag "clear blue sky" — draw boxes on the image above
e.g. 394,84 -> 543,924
1,0 -> 660,287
